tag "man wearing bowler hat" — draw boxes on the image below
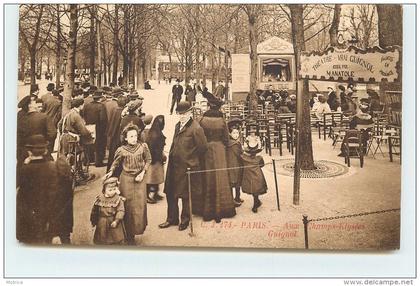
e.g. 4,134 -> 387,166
170,79 -> 184,115
17,134 -> 73,244
82,89 -> 108,167
159,101 -> 208,231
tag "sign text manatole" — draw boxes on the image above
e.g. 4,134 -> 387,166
300,46 -> 400,82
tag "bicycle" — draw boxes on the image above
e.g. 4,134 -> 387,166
66,138 -> 91,189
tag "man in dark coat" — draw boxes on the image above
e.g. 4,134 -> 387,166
17,135 -> 73,244
214,80 -> 226,101
326,86 -> 338,111
42,89 -> 63,152
83,90 -> 108,167
159,101 -> 208,231
170,79 -> 184,115
17,95 -> 56,163
41,83 -> 55,111
106,96 -> 127,172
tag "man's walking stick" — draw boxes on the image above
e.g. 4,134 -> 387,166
187,168 -> 194,237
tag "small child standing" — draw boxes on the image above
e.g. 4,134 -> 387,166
226,118 -> 244,207
106,123 -> 151,245
240,135 -> 267,213
90,177 -> 126,245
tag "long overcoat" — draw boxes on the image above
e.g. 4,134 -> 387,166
172,85 -> 184,100
17,157 -> 73,243
163,119 -> 207,211
83,101 -> 108,148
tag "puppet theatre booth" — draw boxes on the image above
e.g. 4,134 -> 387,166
231,36 -> 296,102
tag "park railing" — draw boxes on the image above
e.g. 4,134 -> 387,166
302,208 -> 401,249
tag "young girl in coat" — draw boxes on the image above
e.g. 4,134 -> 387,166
226,118 -> 244,207
90,177 -> 126,245
106,123 -> 152,245
240,135 -> 267,213
145,115 -> 166,203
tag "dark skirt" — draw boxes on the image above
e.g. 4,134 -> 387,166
119,171 -> 147,236
202,141 -> 236,221
93,215 -> 126,245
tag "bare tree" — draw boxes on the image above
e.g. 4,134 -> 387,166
242,4 -> 259,111
19,4 -> 53,84
329,4 -> 341,47
63,4 -> 78,115
345,5 -> 378,49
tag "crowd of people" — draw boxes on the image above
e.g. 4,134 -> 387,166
16,76 -> 383,246
255,83 -> 383,120
16,78 -> 265,246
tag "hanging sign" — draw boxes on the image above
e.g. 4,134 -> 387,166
300,46 -> 400,82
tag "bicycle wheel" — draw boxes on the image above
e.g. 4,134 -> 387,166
79,149 -> 90,174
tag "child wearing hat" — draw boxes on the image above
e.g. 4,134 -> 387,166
240,135 -> 267,213
226,118 -> 244,207
90,177 -> 126,245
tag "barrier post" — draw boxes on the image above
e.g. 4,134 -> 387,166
272,159 -> 280,211
302,214 -> 309,249
293,129 -> 301,205
187,168 -> 194,237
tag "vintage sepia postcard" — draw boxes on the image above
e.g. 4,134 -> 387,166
15,3 -> 402,251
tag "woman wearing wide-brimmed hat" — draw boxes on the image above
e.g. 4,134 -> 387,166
199,92 -> 236,222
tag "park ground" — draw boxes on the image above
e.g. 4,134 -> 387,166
18,80 -> 401,250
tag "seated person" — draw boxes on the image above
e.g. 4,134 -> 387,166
144,80 -> 152,90
277,99 -> 291,114
338,103 -> 374,156
312,94 -> 331,119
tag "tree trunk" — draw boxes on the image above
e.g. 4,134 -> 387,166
247,6 -> 258,111
202,53 -> 207,87
63,4 -> 78,116
128,25 -> 135,86
329,4 -> 342,47
168,52 -> 173,79
211,42 -> 216,92
89,6 -> 96,86
224,37 -> 229,101
20,56 -> 25,82
195,6 -> 201,83
96,18 -> 102,87
122,8 -> 129,86
290,4 -> 315,170
376,4 -> 402,103
55,12 -> 61,89
377,5 -> 402,48
112,4 -> 119,84
30,50 -> 36,85
137,48 -> 145,90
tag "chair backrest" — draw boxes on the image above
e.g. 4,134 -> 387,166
344,129 -> 362,145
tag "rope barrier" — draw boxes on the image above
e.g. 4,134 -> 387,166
186,162 -> 271,174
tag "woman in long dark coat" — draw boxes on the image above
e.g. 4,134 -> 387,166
106,96 -> 127,172
199,94 -> 236,222
145,115 -> 166,201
